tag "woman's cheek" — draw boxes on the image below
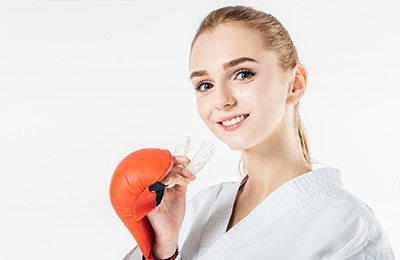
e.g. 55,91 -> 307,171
196,100 -> 210,125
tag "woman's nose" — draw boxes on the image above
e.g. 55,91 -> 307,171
214,83 -> 236,110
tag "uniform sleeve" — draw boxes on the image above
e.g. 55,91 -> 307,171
347,215 -> 396,259
122,245 -> 142,260
331,204 -> 396,260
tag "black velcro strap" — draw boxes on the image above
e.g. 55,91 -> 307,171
148,181 -> 166,206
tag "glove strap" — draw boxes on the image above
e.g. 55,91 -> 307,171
148,181 -> 167,206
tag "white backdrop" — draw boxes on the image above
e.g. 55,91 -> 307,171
0,0 -> 399,259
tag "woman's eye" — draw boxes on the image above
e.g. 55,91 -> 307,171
236,70 -> 255,78
193,70 -> 254,93
194,82 -> 213,92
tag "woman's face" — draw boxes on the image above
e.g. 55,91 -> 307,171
189,23 -> 292,151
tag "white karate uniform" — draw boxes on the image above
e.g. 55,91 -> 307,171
123,165 -> 396,260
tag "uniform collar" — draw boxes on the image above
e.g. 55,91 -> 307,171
199,166 -> 343,259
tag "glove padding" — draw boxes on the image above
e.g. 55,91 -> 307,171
109,148 -> 174,260
110,137 -> 214,260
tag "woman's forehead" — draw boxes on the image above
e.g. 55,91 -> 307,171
189,46 -> 278,78
189,24 -> 268,71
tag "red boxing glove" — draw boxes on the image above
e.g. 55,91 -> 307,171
109,148 -> 174,260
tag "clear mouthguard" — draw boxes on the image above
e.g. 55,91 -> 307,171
174,136 -> 214,175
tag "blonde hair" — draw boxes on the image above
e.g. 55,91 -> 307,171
190,5 -> 319,176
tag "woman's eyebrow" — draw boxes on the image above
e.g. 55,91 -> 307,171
189,57 -> 258,80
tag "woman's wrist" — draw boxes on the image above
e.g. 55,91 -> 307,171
152,238 -> 178,259
154,247 -> 178,260
141,246 -> 178,260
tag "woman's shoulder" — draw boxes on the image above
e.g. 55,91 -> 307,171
305,164 -> 383,222
320,187 -> 383,227
313,188 -> 395,259
183,179 -> 240,221
178,180 -> 238,242
323,188 -> 376,216
187,179 -> 237,206
309,182 -> 381,231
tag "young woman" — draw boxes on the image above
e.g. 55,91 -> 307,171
123,5 -> 395,260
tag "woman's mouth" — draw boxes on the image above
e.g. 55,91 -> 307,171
218,114 -> 250,131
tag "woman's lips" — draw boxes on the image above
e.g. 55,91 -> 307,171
218,114 -> 249,132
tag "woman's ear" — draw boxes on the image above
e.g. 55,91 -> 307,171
286,64 -> 308,106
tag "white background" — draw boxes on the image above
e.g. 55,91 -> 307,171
0,0 -> 399,259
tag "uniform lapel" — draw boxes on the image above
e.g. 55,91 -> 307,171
199,167 -> 342,259
196,176 -> 247,257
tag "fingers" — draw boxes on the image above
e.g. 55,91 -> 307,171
173,155 -> 191,166
170,165 -> 195,178
161,165 -> 196,187
162,174 -> 190,187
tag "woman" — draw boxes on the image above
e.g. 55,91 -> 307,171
123,5 -> 395,260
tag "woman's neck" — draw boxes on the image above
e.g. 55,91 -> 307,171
240,119 -> 312,202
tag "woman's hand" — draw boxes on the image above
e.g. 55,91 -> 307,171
146,155 -> 196,259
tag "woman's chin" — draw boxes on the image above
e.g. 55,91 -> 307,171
220,138 -> 247,151
227,145 -> 243,151
211,128 -> 249,150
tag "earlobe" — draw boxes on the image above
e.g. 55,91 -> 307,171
286,64 -> 307,106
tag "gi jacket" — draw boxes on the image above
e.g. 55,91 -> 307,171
123,166 -> 396,260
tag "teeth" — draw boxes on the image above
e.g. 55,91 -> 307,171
222,115 -> 246,126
